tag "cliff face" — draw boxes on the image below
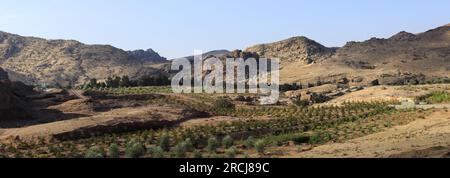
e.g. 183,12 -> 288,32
0,31 -> 165,87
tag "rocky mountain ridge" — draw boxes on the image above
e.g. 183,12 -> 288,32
244,24 -> 449,85
1,24 -> 449,88
0,31 -> 166,87
245,36 -> 337,65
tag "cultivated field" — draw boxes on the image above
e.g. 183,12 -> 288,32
0,85 -> 449,158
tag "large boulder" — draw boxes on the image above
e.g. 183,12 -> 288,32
0,81 -> 30,121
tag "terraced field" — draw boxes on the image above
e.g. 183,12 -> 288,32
0,85 -> 430,158
0,85 -> 448,158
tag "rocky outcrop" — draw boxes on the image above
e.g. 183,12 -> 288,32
0,69 -> 30,121
245,36 -> 336,65
127,48 -> 167,63
0,31 -> 166,87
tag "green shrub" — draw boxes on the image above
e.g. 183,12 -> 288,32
418,91 -> 450,104
309,132 -> 323,144
159,133 -> 171,151
108,143 -> 120,158
172,142 -> 187,158
149,146 -> 164,158
244,136 -> 255,148
207,137 -> 220,153
125,141 -> 145,158
254,140 -> 265,154
225,147 -> 237,158
222,135 -> 234,149
183,138 -> 194,152
85,146 -> 105,158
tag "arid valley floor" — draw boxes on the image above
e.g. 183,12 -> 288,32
1,84 -> 449,158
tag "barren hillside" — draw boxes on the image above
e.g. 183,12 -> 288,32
245,36 -> 336,65
0,31 -> 167,86
247,25 -> 450,85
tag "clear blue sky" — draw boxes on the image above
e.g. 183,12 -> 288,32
1,0 -> 449,59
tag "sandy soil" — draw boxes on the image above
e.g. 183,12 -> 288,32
323,84 -> 450,105
0,105 -> 188,141
282,109 -> 450,158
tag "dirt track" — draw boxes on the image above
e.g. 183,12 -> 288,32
285,109 -> 450,158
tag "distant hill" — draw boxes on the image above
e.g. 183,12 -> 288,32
127,48 -> 167,63
245,24 -> 450,85
245,36 -> 336,65
1,24 -> 449,88
0,31 -> 167,87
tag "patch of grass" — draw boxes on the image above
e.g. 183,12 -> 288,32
309,131 -> 331,144
261,133 -> 310,146
418,91 -> 450,104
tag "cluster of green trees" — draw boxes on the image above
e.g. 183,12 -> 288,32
81,75 -> 171,89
